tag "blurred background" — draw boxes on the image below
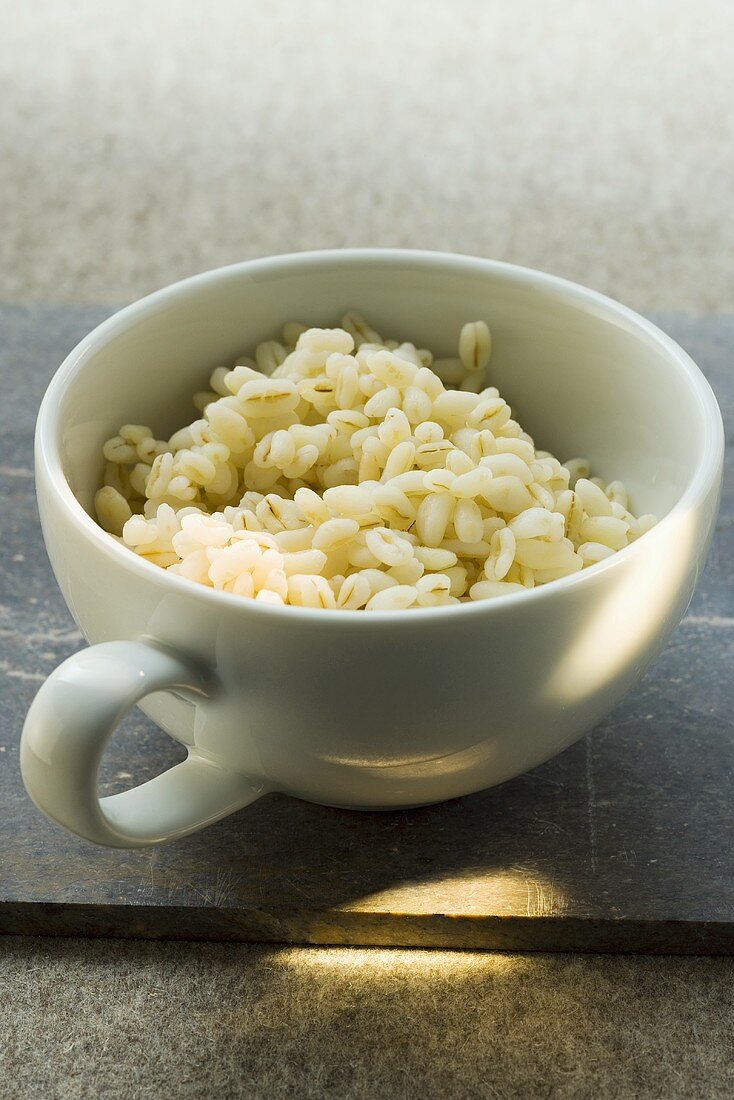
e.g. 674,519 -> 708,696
3,0 -> 733,310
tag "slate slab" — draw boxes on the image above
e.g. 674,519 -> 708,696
0,305 -> 731,953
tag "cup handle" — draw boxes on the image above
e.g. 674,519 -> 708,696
21,640 -> 267,848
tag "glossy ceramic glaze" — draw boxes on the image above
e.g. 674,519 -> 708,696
21,252 -> 724,848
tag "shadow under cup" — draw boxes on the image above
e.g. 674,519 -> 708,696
42,252 -> 723,810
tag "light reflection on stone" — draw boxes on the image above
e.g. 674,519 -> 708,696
337,869 -> 568,918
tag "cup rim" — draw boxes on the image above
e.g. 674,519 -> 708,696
36,248 -> 725,624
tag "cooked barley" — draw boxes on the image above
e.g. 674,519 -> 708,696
97,312 -> 655,609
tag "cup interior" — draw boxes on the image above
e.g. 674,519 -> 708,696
48,253 -> 714,521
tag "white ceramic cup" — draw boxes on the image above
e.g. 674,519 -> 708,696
21,251 -> 724,848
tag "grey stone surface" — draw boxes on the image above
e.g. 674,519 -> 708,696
0,305 -> 732,951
